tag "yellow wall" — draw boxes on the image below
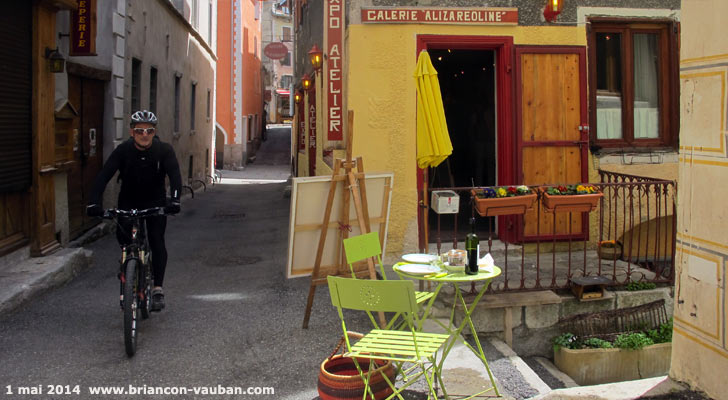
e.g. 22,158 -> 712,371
671,1 -> 728,398
346,24 -> 586,254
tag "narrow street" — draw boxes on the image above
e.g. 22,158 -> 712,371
0,126 -> 360,399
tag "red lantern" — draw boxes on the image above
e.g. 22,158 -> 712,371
543,0 -> 562,22
308,44 -> 323,72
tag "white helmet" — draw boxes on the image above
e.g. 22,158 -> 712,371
130,110 -> 158,127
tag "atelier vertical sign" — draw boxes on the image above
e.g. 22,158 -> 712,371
70,0 -> 97,56
326,0 -> 343,140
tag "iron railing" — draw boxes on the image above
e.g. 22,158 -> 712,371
425,171 -> 676,293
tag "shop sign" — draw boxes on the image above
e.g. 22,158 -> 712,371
299,118 -> 306,151
308,88 -> 317,176
264,42 -> 289,60
361,7 -> 518,25
326,0 -> 344,140
70,0 -> 97,56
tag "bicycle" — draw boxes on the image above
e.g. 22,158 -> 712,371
102,207 -> 167,357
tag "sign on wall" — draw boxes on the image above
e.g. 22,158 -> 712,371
70,0 -> 97,56
361,7 -> 518,25
326,0 -> 344,140
264,42 -> 289,60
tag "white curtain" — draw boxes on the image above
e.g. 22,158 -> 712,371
597,95 -> 622,139
633,34 -> 659,139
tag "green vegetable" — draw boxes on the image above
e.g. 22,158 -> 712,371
582,337 -> 613,349
614,332 -> 654,350
646,318 -> 673,344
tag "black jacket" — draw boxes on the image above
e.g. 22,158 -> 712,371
89,137 -> 182,209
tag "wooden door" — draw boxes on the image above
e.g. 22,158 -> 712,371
67,76 -> 105,239
516,48 -> 589,240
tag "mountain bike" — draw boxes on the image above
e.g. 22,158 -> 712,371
103,207 -> 166,357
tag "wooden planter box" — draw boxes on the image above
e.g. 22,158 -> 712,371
471,189 -> 537,217
542,192 -> 603,213
554,343 -> 672,385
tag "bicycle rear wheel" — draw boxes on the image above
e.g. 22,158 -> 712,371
123,260 -> 139,357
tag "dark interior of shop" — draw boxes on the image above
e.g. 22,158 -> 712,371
427,49 -> 497,240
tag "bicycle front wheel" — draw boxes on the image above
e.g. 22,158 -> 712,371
123,260 -> 139,357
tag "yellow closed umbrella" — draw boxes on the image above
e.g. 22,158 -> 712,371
414,50 -> 452,169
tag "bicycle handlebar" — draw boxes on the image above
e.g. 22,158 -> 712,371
103,207 -> 166,219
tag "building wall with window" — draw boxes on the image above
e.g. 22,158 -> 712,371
670,1 -> 728,398
216,0 -> 264,168
126,0 -> 217,185
262,0 -> 293,124
294,1 -> 680,255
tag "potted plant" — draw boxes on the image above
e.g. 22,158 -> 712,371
471,185 -> 537,217
541,184 -> 603,213
552,319 -> 673,385
597,240 -> 622,260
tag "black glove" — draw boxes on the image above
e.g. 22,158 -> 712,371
86,204 -> 103,217
164,201 -> 181,215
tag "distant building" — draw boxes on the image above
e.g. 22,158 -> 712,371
216,0 -> 264,169
262,0 -> 293,124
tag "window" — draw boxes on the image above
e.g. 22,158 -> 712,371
131,58 -> 141,112
280,74 -> 293,88
589,20 -> 678,149
149,67 -> 158,114
208,1 -> 213,43
206,89 -> 211,120
174,75 -> 181,132
191,82 -> 197,130
281,51 -> 291,66
191,0 -> 199,29
282,26 -> 292,42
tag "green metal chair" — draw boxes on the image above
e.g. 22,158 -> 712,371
328,276 -> 451,400
342,232 -> 435,330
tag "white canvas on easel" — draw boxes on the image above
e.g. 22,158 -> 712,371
286,172 -> 393,279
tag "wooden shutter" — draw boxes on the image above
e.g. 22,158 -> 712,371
0,2 -> 32,193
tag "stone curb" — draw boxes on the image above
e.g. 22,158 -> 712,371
0,247 -> 93,317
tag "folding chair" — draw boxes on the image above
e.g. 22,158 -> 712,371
342,232 -> 436,330
328,276 -> 451,400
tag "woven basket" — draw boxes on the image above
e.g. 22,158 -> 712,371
318,355 -> 396,400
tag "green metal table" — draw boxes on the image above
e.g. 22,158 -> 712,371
393,262 -> 502,399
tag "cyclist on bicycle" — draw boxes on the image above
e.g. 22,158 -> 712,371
86,110 -> 182,311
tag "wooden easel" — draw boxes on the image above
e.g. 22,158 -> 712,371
302,111 -> 387,329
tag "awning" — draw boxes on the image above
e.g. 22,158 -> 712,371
275,89 -> 290,96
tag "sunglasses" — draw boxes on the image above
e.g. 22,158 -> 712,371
133,127 -> 156,135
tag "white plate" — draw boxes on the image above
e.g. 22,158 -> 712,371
401,253 -> 438,263
398,264 -> 441,275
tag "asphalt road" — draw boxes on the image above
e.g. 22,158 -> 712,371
0,126 -> 373,400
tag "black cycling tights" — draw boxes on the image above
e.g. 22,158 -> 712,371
116,215 -> 168,287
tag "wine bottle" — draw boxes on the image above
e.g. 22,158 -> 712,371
465,217 -> 479,275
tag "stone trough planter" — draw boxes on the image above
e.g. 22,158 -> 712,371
554,342 -> 672,385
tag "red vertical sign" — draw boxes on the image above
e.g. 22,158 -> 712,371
308,87 -> 317,176
70,0 -> 97,56
326,0 -> 343,140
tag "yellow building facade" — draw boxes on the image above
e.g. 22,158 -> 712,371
671,1 -> 728,398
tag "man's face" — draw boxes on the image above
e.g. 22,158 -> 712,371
130,122 -> 155,150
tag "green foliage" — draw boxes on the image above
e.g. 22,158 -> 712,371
646,318 -> 673,344
614,332 -> 655,350
582,337 -> 613,349
625,281 -> 657,291
553,333 -> 580,350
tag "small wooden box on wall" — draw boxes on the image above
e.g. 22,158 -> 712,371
54,100 -> 78,165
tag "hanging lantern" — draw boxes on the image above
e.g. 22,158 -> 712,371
308,44 -> 323,72
294,90 -> 303,104
301,73 -> 312,91
543,0 -> 562,22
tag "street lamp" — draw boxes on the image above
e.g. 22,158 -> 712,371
294,90 -> 303,104
543,0 -> 562,22
308,44 -> 323,72
301,73 -> 312,91
45,47 -> 65,73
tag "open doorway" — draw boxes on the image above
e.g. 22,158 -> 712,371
428,49 -> 497,241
